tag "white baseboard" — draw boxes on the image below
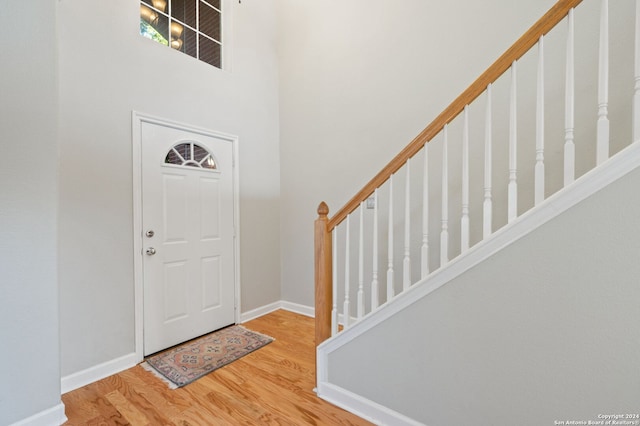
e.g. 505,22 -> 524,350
317,382 -> 425,426
61,352 -> 138,394
239,301 -> 283,322
280,301 -> 314,318
9,402 -> 67,426
240,300 -> 314,323
59,302 -> 312,394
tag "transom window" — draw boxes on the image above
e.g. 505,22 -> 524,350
140,0 -> 222,69
165,142 -> 218,170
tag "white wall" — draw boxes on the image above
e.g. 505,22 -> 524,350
328,165 -> 640,425
0,1 -> 63,424
276,0 -> 559,307
58,0 -> 282,376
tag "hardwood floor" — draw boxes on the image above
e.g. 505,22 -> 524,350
62,310 -> 372,425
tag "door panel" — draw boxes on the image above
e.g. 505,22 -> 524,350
200,177 -> 220,238
163,174 -> 188,242
164,262 -> 188,321
142,122 -> 235,356
201,256 -> 221,310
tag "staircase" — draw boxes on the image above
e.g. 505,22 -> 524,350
313,1 -> 640,424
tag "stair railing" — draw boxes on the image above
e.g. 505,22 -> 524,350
315,0 -> 639,349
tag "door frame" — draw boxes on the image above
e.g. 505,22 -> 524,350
131,111 -> 241,362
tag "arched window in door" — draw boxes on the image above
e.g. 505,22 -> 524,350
164,142 -> 217,170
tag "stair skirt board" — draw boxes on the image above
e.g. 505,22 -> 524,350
316,140 -> 640,423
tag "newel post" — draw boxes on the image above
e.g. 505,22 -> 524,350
314,202 -> 332,350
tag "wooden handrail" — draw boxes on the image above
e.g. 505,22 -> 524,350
326,0 -> 583,231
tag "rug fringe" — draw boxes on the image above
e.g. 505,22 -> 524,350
237,324 -> 275,342
140,361 -> 178,390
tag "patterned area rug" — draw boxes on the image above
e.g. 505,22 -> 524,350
142,325 -> 274,388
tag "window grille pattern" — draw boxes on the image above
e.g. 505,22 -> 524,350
165,142 -> 217,170
140,0 -> 222,68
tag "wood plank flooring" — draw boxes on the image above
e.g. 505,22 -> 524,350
62,310 -> 372,425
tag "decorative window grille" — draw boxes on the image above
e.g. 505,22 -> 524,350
164,142 -> 218,170
140,0 -> 222,69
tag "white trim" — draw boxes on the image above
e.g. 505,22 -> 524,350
61,352 -> 138,394
240,301 -> 282,323
132,112 -> 144,362
9,403 -> 67,426
318,139 -> 640,415
316,383 -> 425,426
232,128 -> 242,324
280,301 -> 314,318
240,300 -> 315,323
131,111 -> 241,363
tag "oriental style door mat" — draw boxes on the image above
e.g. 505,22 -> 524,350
142,325 -> 274,388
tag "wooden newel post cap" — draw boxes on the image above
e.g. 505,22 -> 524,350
317,202 -> 329,218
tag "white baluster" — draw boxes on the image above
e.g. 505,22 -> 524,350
565,8 -> 576,186
535,36 -> 545,206
508,61 -> 518,223
461,106 -> 470,252
357,202 -> 365,320
440,125 -> 449,267
343,215 -> 351,329
597,0 -> 610,165
421,145 -> 429,279
387,175 -> 395,302
635,0 -> 640,142
331,229 -> 338,336
371,189 -> 379,309
403,159 -> 411,291
484,84 -> 493,239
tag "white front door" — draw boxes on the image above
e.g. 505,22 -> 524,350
141,121 -> 236,356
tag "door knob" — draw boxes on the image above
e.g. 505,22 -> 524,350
146,247 -> 156,255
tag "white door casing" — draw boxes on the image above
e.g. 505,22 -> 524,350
132,113 -> 240,358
